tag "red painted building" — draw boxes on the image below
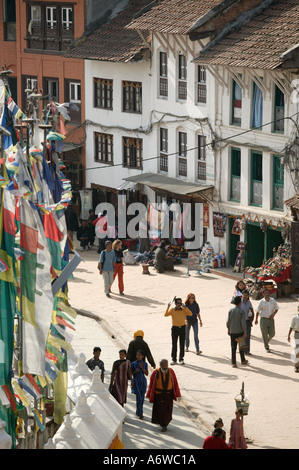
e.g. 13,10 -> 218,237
0,0 -> 86,193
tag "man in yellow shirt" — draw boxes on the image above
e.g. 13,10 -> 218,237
165,297 -> 192,365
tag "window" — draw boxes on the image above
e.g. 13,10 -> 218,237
159,51 -> 168,98
62,7 -> 73,30
65,80 -> 81,122
273,85 -> 285,133
44,78 -> 59,101
159,128 -> 168,172
95,133 -> 113,164
273,155 -> 284,210
178,131 -> 187,176
251,150 -> 263,206
232,79 -> 242,126
122,81 -> 142,113
178,54 -> 187,100
123,137 -> 143,169
94,78 -> 113,109
197,65 -> 207,104
4,0 -> 16,41
22,75 -> 38,111
31,5 -> 41,27
26,3 -> 74,52
251,81 -> 263,129
230,148 -> 241,201
197,135 -> 206,180
46,6 -> 57,29
69,81 -> 81,102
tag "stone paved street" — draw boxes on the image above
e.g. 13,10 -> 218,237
68,246 -> 299,449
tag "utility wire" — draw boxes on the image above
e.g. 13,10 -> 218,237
69,112 -> 299,173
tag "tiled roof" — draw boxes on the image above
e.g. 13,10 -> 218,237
194,0 -> 299,70
64,0 -> 152,62
126,0 -> 222,35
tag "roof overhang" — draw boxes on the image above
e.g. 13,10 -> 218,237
123,173 -> 213,202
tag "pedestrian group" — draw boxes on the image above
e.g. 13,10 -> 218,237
72,209 -> 299,447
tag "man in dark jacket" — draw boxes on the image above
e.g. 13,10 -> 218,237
226,296 -> 248,368
65,203 -> 79,241
127,330 -> 156,368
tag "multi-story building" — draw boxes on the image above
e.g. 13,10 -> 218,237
57,0 -> 299,266
0,0 -> 88,201
191,0 -> 299,267
66,0 -> 219,245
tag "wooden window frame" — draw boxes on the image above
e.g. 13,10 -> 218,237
94,132 -> 113,164
231,78 -> 242,127
123,137 -> 143,169
178,131 -> 187,176
197,134 -> 206,180
230,147 -> 241,202
122,81 -> 142,114
272,155 -> 284,211
43,77 -> 59,101
26,2 -> 74,52
159,51 -> 168,98
273,85 -> 285,134
159,127 -> 168,172
250,150 -> 263,207
178,54 -> 187,101
65,79 -> 81,123
94,78 -> 113,110
22,75 -> 38,112
197,65 -> 207,104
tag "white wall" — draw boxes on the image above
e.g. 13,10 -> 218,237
84,59 -> 153,189
84,33 -> 217,194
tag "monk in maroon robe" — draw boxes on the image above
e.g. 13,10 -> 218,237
146,359 -> 181,432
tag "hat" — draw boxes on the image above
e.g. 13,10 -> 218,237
134,330 -> 144,339
105,240 -> 112,246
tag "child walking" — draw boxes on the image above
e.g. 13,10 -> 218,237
131,350 -> 148,419
229,408 -> 247,449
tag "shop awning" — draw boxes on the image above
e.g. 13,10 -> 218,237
123,173 -> 213,201
117,181 -> 139,191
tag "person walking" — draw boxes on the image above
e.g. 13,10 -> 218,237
131,350 -> 148,419
126,330 -> 156,369
87,209 -> 96,247
287,305 -> 299,372
255,288 -> 279,352
77,219 -> 90,251
184,293 -> 203,355
241,289 -> 254,356
146,359 -> 181,432
226,296 -> 248,368
109,349 -> 133,407
86,346 -> 105,382
164,297 -> 192,365
93,210 -> 108,253
111,239 -> 124,295
98,240 -> 116,298
229,408 -> 247,449
234,280 -> 247,297
65,202 -> 79,242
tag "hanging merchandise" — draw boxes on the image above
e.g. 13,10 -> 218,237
213,212 -> 227,237
231,218 -> 241,235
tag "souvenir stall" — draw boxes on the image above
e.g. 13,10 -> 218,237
245,244 -> 292,298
